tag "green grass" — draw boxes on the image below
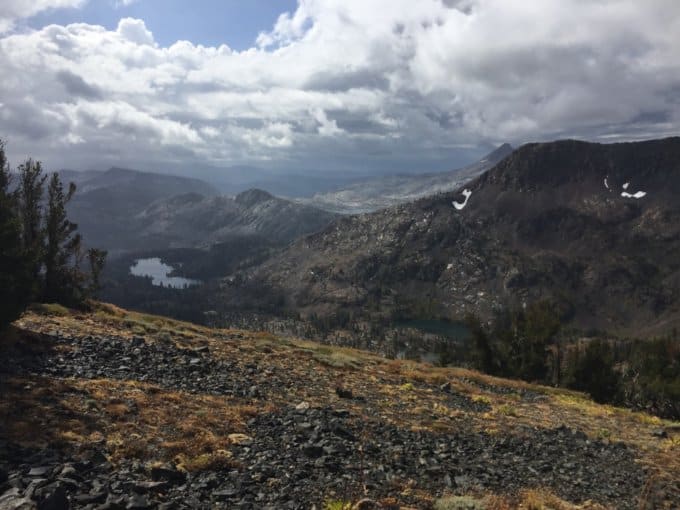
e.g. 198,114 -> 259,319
497,403 -> 518,417
28,303 -> 70,316
323,501 -> 352,510
293,342 -> 371,370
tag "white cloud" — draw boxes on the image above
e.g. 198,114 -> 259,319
313,108 -> 344,137
116,17 -> 154,46
0,0 -> 679,173
0,0 -> 86,33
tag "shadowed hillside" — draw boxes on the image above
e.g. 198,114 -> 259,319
224,137 -> 680,338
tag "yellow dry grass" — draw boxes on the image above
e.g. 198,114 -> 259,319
0,376 -> 264,470
3,303 -> 679,505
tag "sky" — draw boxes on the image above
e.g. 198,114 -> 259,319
0,0 -> 679,177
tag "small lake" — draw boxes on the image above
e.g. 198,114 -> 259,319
392,319 -> 470,364
129,258 -> 201,289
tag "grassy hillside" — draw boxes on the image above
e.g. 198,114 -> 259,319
1,304 -> 678,509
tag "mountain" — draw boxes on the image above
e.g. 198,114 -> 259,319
65,167 -> 219,253
134,188 -> 338,249
2,304 -> 674,509
301,143 -> 513,214
225,137 -> 680,338
66,167 -> 217,197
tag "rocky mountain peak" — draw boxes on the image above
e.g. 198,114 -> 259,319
477,137 -> 680,194
234,188 -> 275,207
481,142 -> 514,163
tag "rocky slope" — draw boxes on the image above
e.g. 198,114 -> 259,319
225,137 -> 680,337
1,305 -> 678,509
302,145 -> 513,214
135,188 -> 338,249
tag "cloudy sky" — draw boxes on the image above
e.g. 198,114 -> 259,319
0,0 -> 679,177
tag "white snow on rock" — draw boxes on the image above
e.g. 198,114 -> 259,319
447,263 -> 453,270
604,177 -> 610,189
621,191 -> 647,199
623,182 -> 630,190
452,189 -> 472,210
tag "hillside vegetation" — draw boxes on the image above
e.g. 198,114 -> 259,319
1,304 -> 678,509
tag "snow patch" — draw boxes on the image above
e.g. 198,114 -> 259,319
604,177 -> 609,189
446,263 -> 453,270
452,189 -> 472,210
621,191 -> 647,199
622,182 -> 630,190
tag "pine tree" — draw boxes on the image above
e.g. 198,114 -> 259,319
44,172 -> 82,304
0,142 -> 32,329
1,140 -> 107,317
571,340 -> 620,404
16,158 -> 47,282
87,248 -> 108,296
465,313 -> 496,374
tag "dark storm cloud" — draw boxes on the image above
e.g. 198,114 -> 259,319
304,69 -> 390,92
0,1 -> 678,174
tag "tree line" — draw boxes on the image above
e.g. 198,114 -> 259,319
464,302 -> 680,419
0,139 -> 106,330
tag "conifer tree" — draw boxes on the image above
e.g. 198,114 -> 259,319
87,248 -> 108,296
0,142 -> 32,329
44,172 -> 82,304
16,158 -> 47,281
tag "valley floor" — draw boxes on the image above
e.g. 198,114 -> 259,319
1,304 -> 678,509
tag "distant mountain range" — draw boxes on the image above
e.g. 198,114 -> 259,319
61,166 -> 218,198
63,167 -> 337,256
135,188 -> 338,249
222,137 -> 680,338
300,144 -> 514,214
64,167 -> 219,254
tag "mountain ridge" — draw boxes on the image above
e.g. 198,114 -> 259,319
222,136 -> 680,338
135,188 -> 338,249
300,144 -> 514,214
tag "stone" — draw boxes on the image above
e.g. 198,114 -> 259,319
72,490 -> 107,505
131,336 -> 145,346
213,488 -> 238,501
37,485 -> 68,510
295,401 -> 310,411
149,467 -> 186,485
27,468 -> 50,478
132,481 -> 167,494
651,428 -> 668,438
57,466 -> 76,478
126,494 -> 152,509
335,387 -> 353,399
0,490 -> 36,510
302,445 -> 324,459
